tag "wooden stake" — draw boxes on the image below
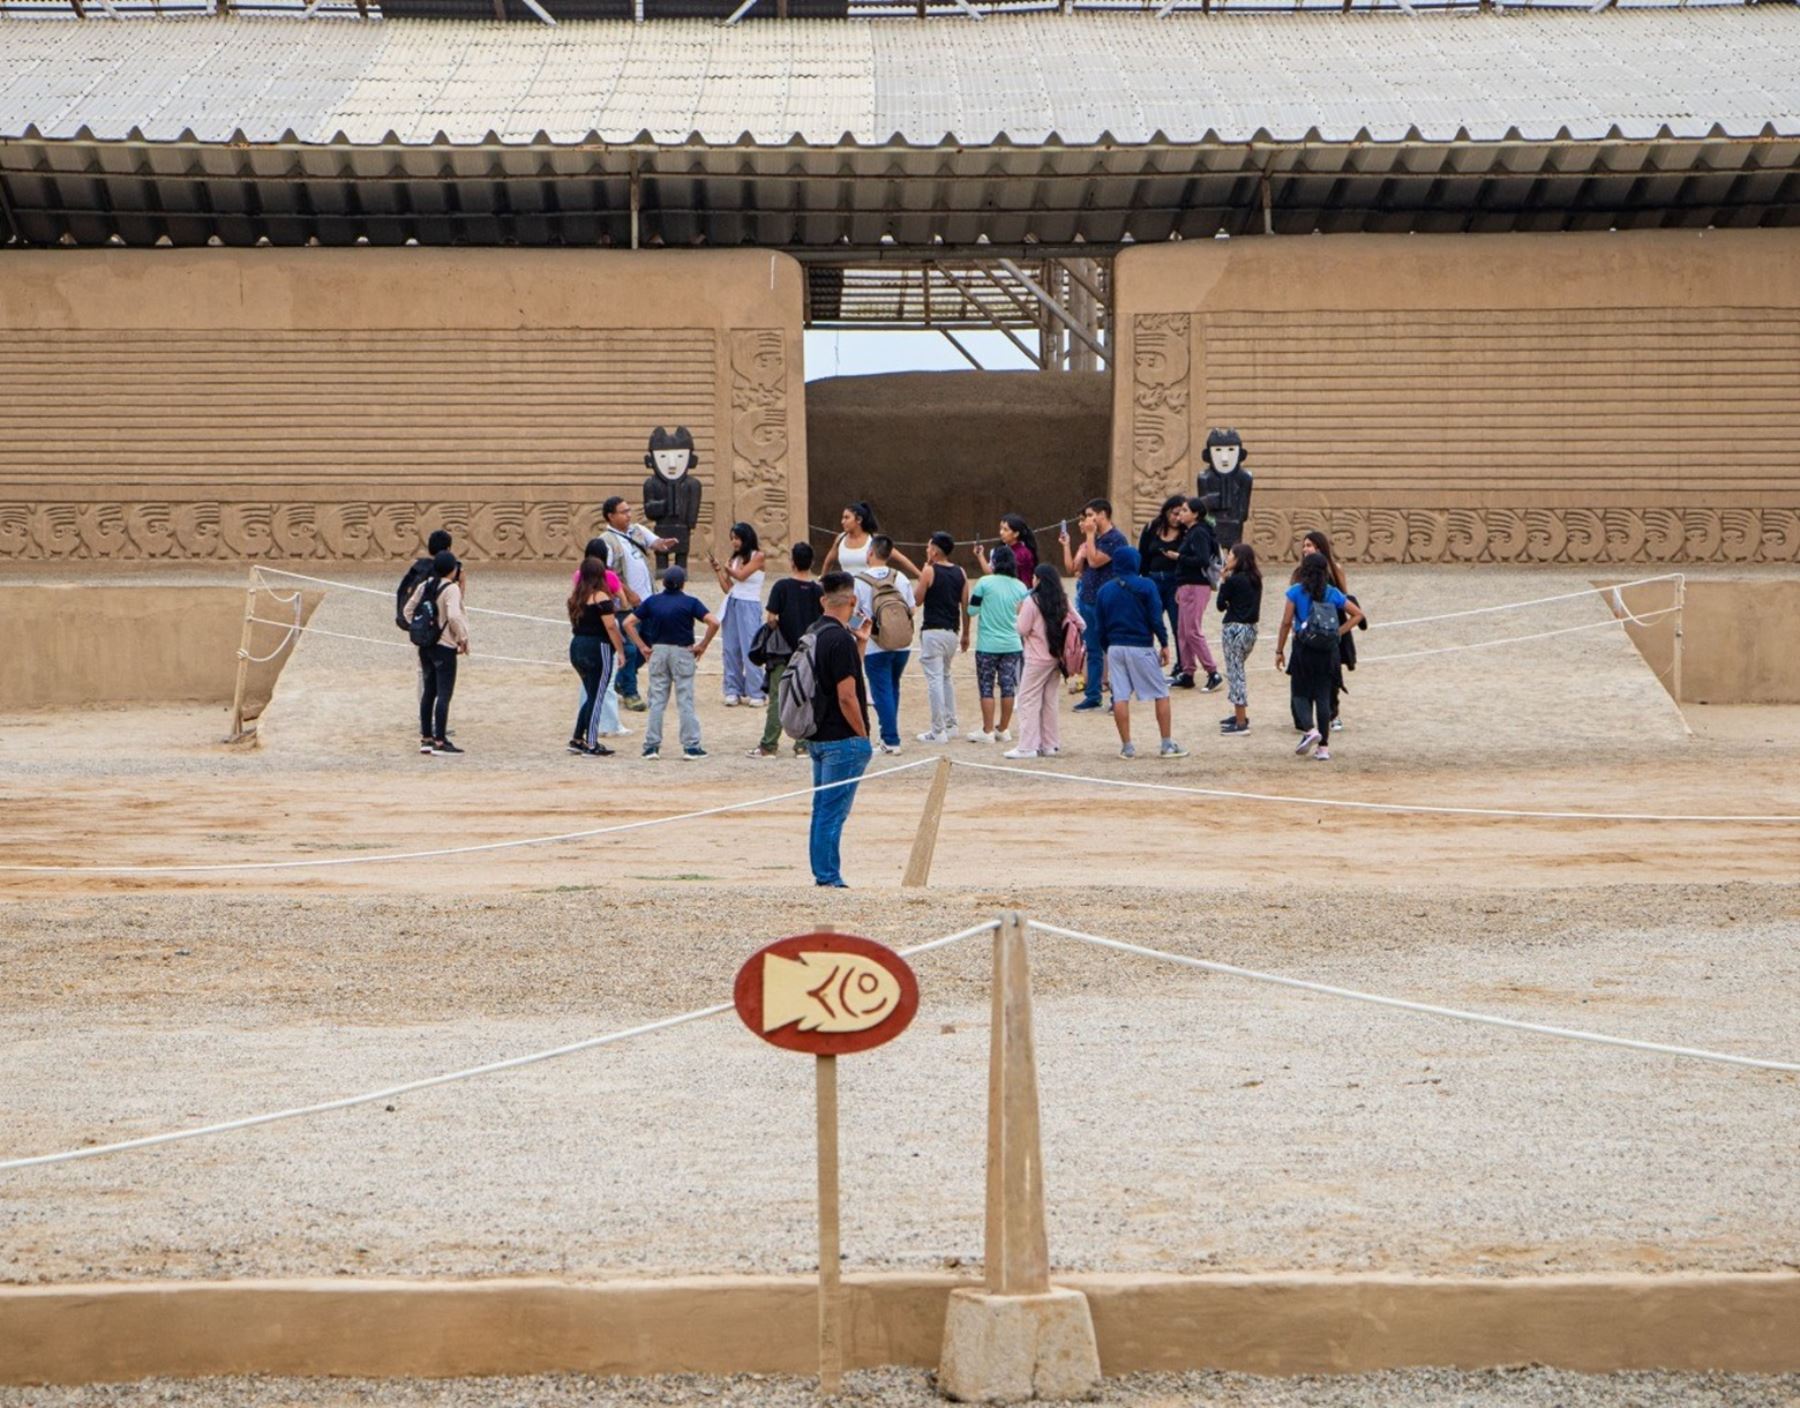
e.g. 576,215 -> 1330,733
1671,574 -> 1687,707
815,1052 -> 843,1395
901,756 -> 952,888
986,911 -> 1050,1296
225,566 -> 258,743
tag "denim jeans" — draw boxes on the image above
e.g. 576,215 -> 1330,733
863,650 -> 910,748
917,629 -> 960,734
809,735 -> 873,886
644,643 -> 701,752
1078,597 -> 1105,706
615,637 -> 644,701
1154,574 -> 1182,650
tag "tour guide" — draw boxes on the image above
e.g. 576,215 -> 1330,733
807,571 -> 874,888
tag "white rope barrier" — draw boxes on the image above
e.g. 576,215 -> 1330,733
0,758 -> 937,875
948,758 -> 1800,824
237,592 -> 305,665
247,616 -> 568,670
0,920 -> 1002,1173
1371,573 -> 1684,630
254,566 -> 566,626
1357,604 -> 1681,665
1027,920 -> 1800,1075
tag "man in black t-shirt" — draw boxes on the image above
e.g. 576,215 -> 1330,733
807,571 -> 872,888
752,541 -> 826,759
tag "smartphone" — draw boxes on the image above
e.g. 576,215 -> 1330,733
1059,519 -> 1068,538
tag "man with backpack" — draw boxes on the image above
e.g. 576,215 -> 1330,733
850,535 -> 916,756
397,529 -> 453,709
401,548 -> 470,756
778,571 -> 873,888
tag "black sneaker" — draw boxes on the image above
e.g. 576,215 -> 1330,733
431,738 -> 463,755
1171,673 -> 1196,689
567,739 -> 589,755
1220,719 -> 1251,736
590,742 -> 615,758
1202,672 -> 1223,692
419,738 -> 434,755
683,746 -> 708,761
1220,714 -> 1237,726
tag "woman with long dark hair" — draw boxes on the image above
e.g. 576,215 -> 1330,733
1275,550 -> 1362,761
708,520 -> 767,706
1139,492 -> 1186,652
975,514 -> 1040,587
566,554 -> 628,756
823,500 -> 920,579
1290,529 -> 1360,729
1215,542 -> 1263,736
1009,563 -> 1085,760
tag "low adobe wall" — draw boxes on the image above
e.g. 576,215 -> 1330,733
1614,577 -> 1800,705
0,248 -> 807,564
0,585 -> 317,717
4,1272 -> 1798,1386
1111,228 -> 1800,565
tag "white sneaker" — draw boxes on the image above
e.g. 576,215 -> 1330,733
1296,729 -> 1321,756
917,729 -> 948,744
996,729 -> 1014,743
967,729 -> 995,744
1001,747 -> 1036,760
600,726 -> 634,738
879,742 -> 904,755
723,696 -> 741,708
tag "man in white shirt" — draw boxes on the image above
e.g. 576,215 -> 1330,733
601,495 -> 676,710
850,535 -> 916,756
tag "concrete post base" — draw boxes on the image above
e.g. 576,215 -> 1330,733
936,1287 -> 1102,1403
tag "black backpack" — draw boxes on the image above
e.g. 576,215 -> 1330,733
395,559 -> 432,631
408,577 -> 445,649
1297,593 -> 1340,652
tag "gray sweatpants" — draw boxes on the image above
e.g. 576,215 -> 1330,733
918,628 -> 960,734
644,643 -> 701,752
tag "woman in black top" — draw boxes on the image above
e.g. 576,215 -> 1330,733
1138,493 -> 1186,657
567,554 -> 628,756
915,530 -> 968,743
1215,542 -> 1263,735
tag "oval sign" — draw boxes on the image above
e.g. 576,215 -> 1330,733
733,933 -> 919,1056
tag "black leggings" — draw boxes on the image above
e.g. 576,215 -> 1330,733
1289,649 -> 1336,737
570,634 -> 617,747
419,644 -> 458,739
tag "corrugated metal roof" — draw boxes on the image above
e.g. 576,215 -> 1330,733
2,9 -> 1797,148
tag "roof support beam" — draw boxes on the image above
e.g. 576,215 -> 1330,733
940,330 -> 988,370
997,256 -> 1106,364
935,264 -> 1045,367
722,0 -> 760,24
516,0 -> 558,24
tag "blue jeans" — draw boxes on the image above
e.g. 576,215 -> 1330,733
615,637 -> 644,700
1078,597 -> 1105,706
863,650 -> 910,748
809,736 -> 873,886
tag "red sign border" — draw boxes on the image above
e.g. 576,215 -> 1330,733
733,933 -> 920,1056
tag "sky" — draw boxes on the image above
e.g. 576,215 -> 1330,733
803,329 -> 1038,380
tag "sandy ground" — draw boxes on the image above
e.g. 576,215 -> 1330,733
5,1367 -> 1800,1408
2,563 -> 1799,1404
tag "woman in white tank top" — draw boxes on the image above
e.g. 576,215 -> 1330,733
823,500 -> 920,579
708,520 -> 768,706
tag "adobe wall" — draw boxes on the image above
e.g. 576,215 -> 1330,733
806,370 -> 1109,552
1110,229 -> 1800,565
0,249 -> 807,563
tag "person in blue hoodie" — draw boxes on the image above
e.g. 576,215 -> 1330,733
1093,546 -> 1188,761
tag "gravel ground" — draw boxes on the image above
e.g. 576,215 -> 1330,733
5,1367 -> 1800,1407
4,883 -> 1795,1284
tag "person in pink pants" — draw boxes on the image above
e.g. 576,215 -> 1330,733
1008,564 -> 1086,759
1173,495 -> 1224,691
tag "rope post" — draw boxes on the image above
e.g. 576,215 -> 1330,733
1672,574 -> 1687,707
815,1050 -> 843,1396
938,911 -> 1100,1401
225,566 -> 258,743
901,755 -> 952,888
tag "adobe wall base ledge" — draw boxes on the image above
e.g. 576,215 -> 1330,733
3,1270 -> 1798,1387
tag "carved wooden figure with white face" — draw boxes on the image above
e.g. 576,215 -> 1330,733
1198,427 -> 1254,550
642,425 -> 703,571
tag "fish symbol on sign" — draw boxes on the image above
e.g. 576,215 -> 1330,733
761,950 -> 902,1035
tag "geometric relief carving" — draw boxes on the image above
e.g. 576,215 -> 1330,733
0,501 -> 1796,566
728,328 -> 791,557
1238,507 -> 1800,565
1129,314 -> 1192,524
0,502 -> 609,563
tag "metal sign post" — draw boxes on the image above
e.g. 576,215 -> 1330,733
734,932 -> 920,1396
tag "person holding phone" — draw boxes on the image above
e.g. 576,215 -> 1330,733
1062,498 -> 1129,713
